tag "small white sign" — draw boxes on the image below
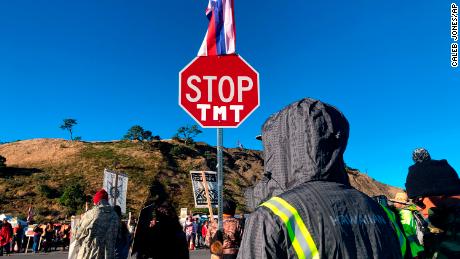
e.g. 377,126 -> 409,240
103,169 -> 128,214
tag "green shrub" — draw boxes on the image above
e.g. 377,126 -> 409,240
169,145 -> 186,157
80,146 -> 116,160
38,184 -> 60,199
59,180 -> 86,215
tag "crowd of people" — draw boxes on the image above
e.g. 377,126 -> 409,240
0,217 -> 71,256
31,222 -> 71,253
2,98 -> 460,259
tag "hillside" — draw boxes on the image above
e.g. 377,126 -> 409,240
0,139 -> 401,221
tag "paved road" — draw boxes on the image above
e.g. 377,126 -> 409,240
6,251 -> 67,259
6,249 -> 210,259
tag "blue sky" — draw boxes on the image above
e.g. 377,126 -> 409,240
0,0 -> 458,188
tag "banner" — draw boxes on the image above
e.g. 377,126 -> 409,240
190,171 -> 218,208
103,169 -> 128,214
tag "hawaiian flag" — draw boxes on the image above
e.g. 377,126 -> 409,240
198,0 -> 236,56
26,206 -> 34,223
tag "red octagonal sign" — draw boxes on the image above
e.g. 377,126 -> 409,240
179,55 -> 259,128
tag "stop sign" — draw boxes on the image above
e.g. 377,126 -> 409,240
179,55 -> 259,128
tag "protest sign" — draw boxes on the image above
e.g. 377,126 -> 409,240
103,169 -> 128,214
190,171 -> 218,208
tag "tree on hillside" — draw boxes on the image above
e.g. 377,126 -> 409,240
142,130 -> 153,140
123,125 -> 158,141
124,125 -> 143,141
60,118 -> 77,141
0,155 -> 6,168
173,124 -> 202,145
59,180 -> 86,215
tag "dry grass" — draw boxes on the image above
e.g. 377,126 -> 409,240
0,138 -> 84,167
0,138 -> 400,220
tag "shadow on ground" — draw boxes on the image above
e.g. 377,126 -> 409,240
0,167 -> 43,177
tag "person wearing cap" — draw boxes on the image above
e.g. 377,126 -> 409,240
238,98 -> 402,259
390,192 -> 425,258
405,152 -> 460,258
69,189 -> 119,259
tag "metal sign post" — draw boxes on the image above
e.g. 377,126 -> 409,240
217,128 -> 224,230
178,0 -> 260,236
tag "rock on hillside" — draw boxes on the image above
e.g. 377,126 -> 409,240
0,139 -> 400,221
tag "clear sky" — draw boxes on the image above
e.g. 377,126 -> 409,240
0,1 -> 458,188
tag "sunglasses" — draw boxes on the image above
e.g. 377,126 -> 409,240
412,197 -> 426,209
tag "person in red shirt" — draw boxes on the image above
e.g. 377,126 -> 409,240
0,219 -> 13,256
201,221 -> 208,248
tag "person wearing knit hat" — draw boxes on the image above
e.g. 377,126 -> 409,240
406,159 -> 460,204
412,148 -> 431,163
405,157 -> 460,258
68,188 -> 119,259
93,189 -> 109,205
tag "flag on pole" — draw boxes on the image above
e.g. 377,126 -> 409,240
198,0 -> 236,56
26,206 -> 34,223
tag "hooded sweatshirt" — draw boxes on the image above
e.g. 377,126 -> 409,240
69,199 -> 119,259
238,98 -> 402,259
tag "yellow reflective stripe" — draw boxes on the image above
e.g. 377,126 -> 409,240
381,205 -> 407,256
271,197 -> 319,259
262,202 -> 306,259
261,197 -> 319,259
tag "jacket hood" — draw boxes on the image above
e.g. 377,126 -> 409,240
245,98 -> 350,209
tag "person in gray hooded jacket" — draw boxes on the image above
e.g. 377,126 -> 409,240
69,189 -> 119,259
238,98 -> 403,259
